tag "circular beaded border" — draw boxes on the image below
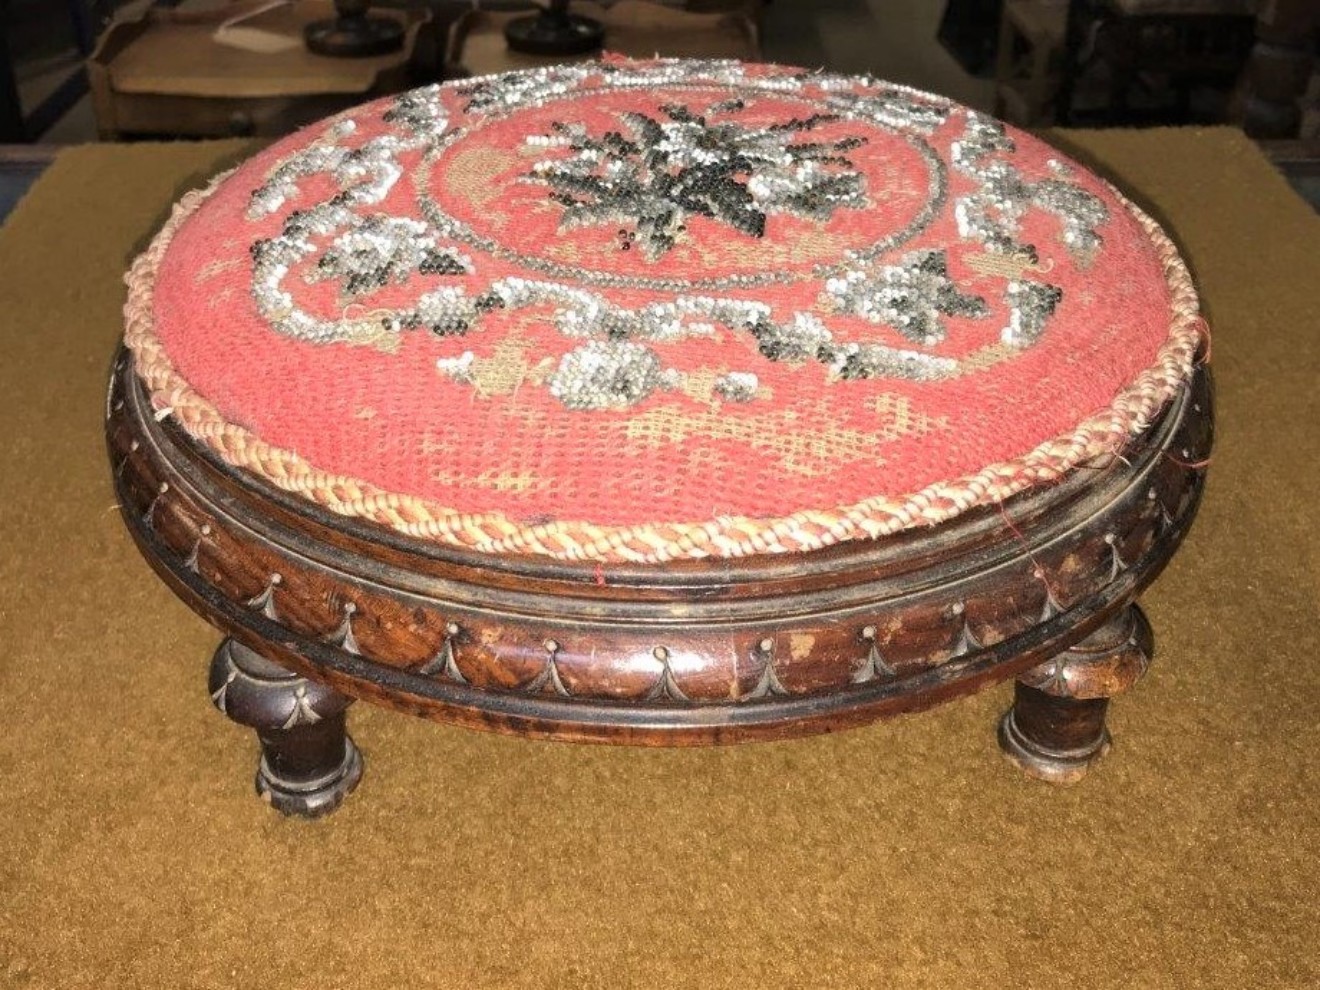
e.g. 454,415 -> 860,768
414,80 -> 950,293
124,169 -> 1202,564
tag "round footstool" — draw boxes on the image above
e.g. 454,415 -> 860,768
107,57 -> 1211,816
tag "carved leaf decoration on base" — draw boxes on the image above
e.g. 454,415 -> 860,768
418,630 -> 466,683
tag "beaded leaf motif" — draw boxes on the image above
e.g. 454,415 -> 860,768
824,249 -> 989,346
523,100 -> 869,261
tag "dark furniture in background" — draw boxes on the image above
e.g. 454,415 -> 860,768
1238,0 -> 1317,137
989,0 -> 1316,135
0,0 -> 115,141
1052,0 -> 1317,134
994,0 -> 1069,124
304,0 -> 407,58
1056,0 -> 1257,125
88,1 -> 431,139
939,0 -> 1007,76
7,1 -> 1315,140
446,0 -> 761,76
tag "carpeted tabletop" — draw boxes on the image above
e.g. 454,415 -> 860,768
0,129 -> 1316,989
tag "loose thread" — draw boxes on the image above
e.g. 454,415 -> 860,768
1099,429 -> 1210,472
995,499 -> 1061,604
1065,443 -> 1131,479
1162,450 -> 1212,470
1191,317 -> 1212,365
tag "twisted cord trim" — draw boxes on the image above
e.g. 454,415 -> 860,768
124,177 -> 1202,563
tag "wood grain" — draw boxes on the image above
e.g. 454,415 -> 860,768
107,348 -> 1211,755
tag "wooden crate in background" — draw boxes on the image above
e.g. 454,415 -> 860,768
88,0 -> 432,140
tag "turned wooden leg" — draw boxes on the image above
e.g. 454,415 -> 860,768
999,603 -> 1153,783
208,638 -> 363,817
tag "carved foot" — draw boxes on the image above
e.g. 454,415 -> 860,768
208,638 -> 363,817
999,604 -> 1153,784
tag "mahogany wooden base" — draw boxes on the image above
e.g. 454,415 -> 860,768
209,638 -> 362,817
107,350 -> 1211,817
998,603 -> 1153,783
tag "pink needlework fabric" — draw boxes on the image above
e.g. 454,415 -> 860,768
129,58 -> 1200,561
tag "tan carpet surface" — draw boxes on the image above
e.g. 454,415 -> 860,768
0,130 -> 1316,989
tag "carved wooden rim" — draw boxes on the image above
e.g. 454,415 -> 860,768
109,360 -> 1212,740
123,176 -> 1203,563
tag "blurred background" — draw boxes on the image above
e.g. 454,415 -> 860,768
1,0 -> 1316,217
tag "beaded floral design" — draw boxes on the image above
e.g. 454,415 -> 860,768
523,100 -> 869,260
241,59 -> 1110,412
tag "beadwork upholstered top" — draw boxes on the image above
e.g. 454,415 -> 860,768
125,57 -> 1201,562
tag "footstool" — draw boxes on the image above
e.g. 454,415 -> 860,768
107,57 -> 1211,816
